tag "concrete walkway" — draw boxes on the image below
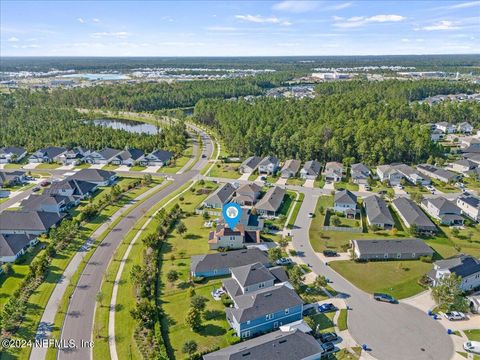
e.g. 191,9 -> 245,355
23,162 -> 39,169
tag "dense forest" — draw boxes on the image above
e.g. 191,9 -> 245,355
193,80 -> 480,165
0,91 -> 187,153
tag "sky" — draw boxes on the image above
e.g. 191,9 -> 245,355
1,0 -> 479,56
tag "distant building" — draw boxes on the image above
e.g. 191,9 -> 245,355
450,159 -> 477,174
458,122 -> 474,134
84,147 -> 122,165
435,122 -> 455,134
29,147 -> 67,163
417,164 -> 460,183
352,238 -> 433,261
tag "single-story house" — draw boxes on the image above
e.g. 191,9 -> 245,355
69,169 -> 117,186
190,248 -> 270,278
233,183 -> 261,206
450,159 -> 477,174
351,163 -> 370,184
323,161 -> 343,182
84,147 -> 122,164
45,179 -> 97,201
208,224 -> 260,250
461,137 -> 480,150
111,148 -> 145,166
391,197 -> 437,235
376,165 -> 404,186
203,182 -> 236,209
364,195 -> 394,230
280,159 -> 301,178
0,170 -> 26,188
394,164 -> 431,185
258,156 -> 279,175
333,189 -> 357,216
457,194 -> 480,222
0,210 -> 64,236
140,149 -> 174,167
20,194 -> 75,213
255,186 -> 285,216
417,164 -> 460,183
352,238 -> 434,260
421,197 -> 464,226
0,233 -> 38,263
435,122 -> 455,134
299,160 -> 321,180
458,122 -> 474,134
431,129 -> 444,142
0,147 -> 27,164
239,156 -> 262,174
29,147 -> 67,163
428,255 -> 480,292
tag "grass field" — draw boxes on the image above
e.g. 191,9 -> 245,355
286,177 -> 306,186
465,329 -> 480,341
334,181 -> 359,191
102,164 -> 119,171
35,163 -> 61,169
161,138 -> 194,174
74,163 -> 91,169
206,161 -> 241,179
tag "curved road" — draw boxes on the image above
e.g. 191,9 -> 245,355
58,124 -> 213,360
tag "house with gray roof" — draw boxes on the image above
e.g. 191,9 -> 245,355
435,122 -> 455,134
84,147 -> 122,164
364,195 -> 394,230
0,233 -> 38,263
352,238 -> 434,261
323,161 -> 344,182
56,147 -> 89,166
190,248 -> 270,278
203,182 -> 236,209
28,147 -> 67,163
20,194 -> 75,213
421,197 -> 464,226
45,179 -> 97,200
300,160 -> 321,180
0,147 -> 27,164
458,122 -> 474,134
140,149 -> 173,167
457,194 -> 480,222
333,190 -> 357,216
224,262 -> 279,297
203,329 -> 323,360
255,186 -> 286,216
417,164 -> 460,183
110,148 -> 145,166
0,211 -> 64,236
351,163 -> 370,184
233,183 -> 261,206
0,170 -> 26,188
239,156 -> 262,174
258,156 -> 279,175
450,159 -> 477,174
376,165 -> 403,186
69,169 -> 117,186
391,197 -> 437,234
428,255 -> 480,292
280,159 -> 301,178
394,164 -> 431,185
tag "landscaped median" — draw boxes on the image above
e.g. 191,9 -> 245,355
287,192 -> 304,229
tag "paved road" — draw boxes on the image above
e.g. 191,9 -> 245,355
58,125 -> 213,360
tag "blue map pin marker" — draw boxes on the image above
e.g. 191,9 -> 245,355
222,202 -> 242,229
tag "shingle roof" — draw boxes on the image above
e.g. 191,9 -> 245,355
0,233 -> 35,257
364,195 -> 394,225
39,147 -> 67,159
190,248 -> 269,274
0,170 -> 25,186
435,255 -> 480,278
237,183 -> 261,194
70,169 -> 115,183
204,182 -> 236,206
20,194 -> 73,211
392,197 -> 437,231
241,156 -> 262,170
458,194 -> 480,209
334,189 -> 357,205
280,159 -> 301,174
231,262 -> 275,288
301,160 -> 321,176
148,149 -> 173,162
203,329 -> 322,360
0,211 -> 64,232
259,156 -> 279,167
0,147 -> 26,157
98,147 -> 122,160
117,148 -> 144,161
351,163 -> 370,174
423,197 -> 461,214
353,238 -> 433,256
45,179 -> 96,197
256,186 -> 286,212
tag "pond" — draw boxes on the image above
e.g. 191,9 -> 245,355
92,118 -> 159,135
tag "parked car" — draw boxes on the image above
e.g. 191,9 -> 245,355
373,293 -> 397,303
455,182 -> 465,189
201,154 -> 207,158
445,311 -> 466,321
396,184 -> 403,189
318,303 -> 337,313
302,307 -> 316,316
32,186 -> 41,192
276,258 -> 292,266
260,176 -> 267,181
425,185 -> 434,191
319,332 -> 338,343
364,185 -> 371,191
464,341 -> 480,354
321,342 -> 335,353
323,250 -> 338,257
40,181 -> 51,187
308,212 -> 314,218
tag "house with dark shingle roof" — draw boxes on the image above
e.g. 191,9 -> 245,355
56,147 -> 89,166
203,182 -> 236,209
421,197 -> 464,226
28,147 -> 67,163
364,195 -> 394,230
239,156 -> 262,174
0,233 -> 38,263
0,147 -> 27,164
428,255 -> 480,291
351,163 -> 370,184
392,197 -> 437,234
280,159 -> 301,178
352,238 -> 433,261
333,190 -> 357,216
255,186 -> 286,216
224,262 -> 278,296
450,159 -> 477,174
208,224 -> 261,250
258,156 -> 279,175
45,179 -> 97,201
69,169 -> 117,186
140,149 -> 174,167
233,183 -> 261,206
20,194 -> 75,213
0,170 -> 26,188
417,164 -> 460,183
203,329 -> 323,360
84,147 -> 122,164
0,211 -> 64,236
300,160 -> 321,180
111,148 -> 145,166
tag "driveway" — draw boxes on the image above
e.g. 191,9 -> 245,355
323,181 -> 334,191
239,172 -> 252,181
304,179 -> 315,188
143,165 -> 161,173
276,177 -> 287,185
393,187 -> 407,196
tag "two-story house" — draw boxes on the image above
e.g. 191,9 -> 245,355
421,197 -> 464,226
456,194 -> 480,222
280,159 -> 301,179
333,189 -> 357,217
0,147 -> 27,164
233,183 -> 261,206
207,224 -> 261,250
239,156 -> 262,174
140,149 -> 174,167
299,160 -> 321,180
435,122 -> 456,134
323,161 -> 343,182
258,156 -> 279,175
457,122 -> 474,134
376,165 -> 404,186
428,255 -> 480,292
350,163 -> 370,184
29,147 -> 67,163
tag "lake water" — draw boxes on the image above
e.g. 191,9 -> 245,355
62,73 -> 129,81
92,118 -> 159,135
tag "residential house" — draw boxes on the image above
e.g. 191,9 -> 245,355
0,211 -> 64,236
45,179 -> 97,201
0,170 -> 26,188
450,159 -> 477,174
431,129 -> 444,142
140,149 -> 173,167
57,147 -> 89,165
333,190 -> 357,217
299,160 -> 321,180
0,147 -> 27,164
84,147 -> 122,164
203,182 -> 236,209
233,183 -> 261,206
20,194 -> 75,213
464,153 -> 480,166
239,156 -> 262,174
428,255 -> 480,292
460,137 -> 480,150
417,164 -> 460,183
458,122 -> 474,134
203,329 -> 323,360
457,194 -> 480,222
376,165 -> 404,186
190,248 -> 270,278
255,186 -> 285,216
364,195 -> 395,230
28,147 -> 67,163
323,161 -> 343,182
0,233 -> 38,263
236,209 -> 264,231
421,197 -> 464,226
208,224 -> 260,250
350,163 -> 370,184
391,197 -> 437,235
435,122 -> 455,134
394,164 -> 431,185
352,238 -> 434,261
111,148 -> 144,166
69,169 -> 117,186
258,156 -> 279,175
280,159 -> 301,178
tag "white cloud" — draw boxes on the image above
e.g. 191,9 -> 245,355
92,18 -> 100,23
333,14 -> 405,28
416,20 -> 460,31
77,17 -> 85,23
401,38 -> 410,42
327,2 -> 353,10
235,14 -> 292,26
91,31 -> 130,38
206,26 -> 237,31
12,44 -> 40,49
7,36 -> 19,42
447,1 -> 480,9
273,1 -> 318,13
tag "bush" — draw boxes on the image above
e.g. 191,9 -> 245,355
420,255 -> 433,263
221,295 -> 233,307
192,276 -> 205,284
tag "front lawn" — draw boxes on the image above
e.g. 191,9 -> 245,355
465,329 -> 480,341
329,260 -> 432,299
36,163 -> 61,169
334,181 -> 359,191
161,139 -> 194,174
307,312 -> 336,333
337,309 -> 348,331
130,165 -> 147,171
102,164 -> 119,171
74,163 -> 91,169
287,192 -> 304,229
206,161 -> 241,179
286,177 -> 306,186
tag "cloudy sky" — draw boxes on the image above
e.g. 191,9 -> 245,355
1,0 -> 479,56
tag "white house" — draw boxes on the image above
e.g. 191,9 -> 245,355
457,122 -> 474,134
258,156 -> 279,175
428,255 -> 480,292
0,147 -> 27,164
421,197 -> 464,226
435,122 -> 455,134
456,194 -> 480,222
376,165 -> 403,186
333,190 -> 357,216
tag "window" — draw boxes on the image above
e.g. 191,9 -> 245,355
246,320 -> 250,325
412,253 -> 416,258
259,282 -> 265,288
266,313 -> 274,320
384,253 -> 388,258
397,253 -> 401,259
285,308 -> 289,315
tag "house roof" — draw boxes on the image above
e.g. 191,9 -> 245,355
209,224 -> 245,244
353,238 -> 433,256
0,170 -> 25,186
0,147 -> 26,157
70,169 -> 115,183
423,197 -> 461,214
334,189 -> 357,205
301,160 -> 321,176
117,148 -> 144,161
458,122 -> 472,128
190,248 -> 269,274
435,255 -> 480,278
35,147 -> 67,159
259,156 -> 279,167
241,156 -> 262,170
452,159 -> 477,168
0,233 -> 35,257
98,147 -> 122,160
148,149 -> 173,162
204,182 -> 236,206
458,194 -> 480,209
203,329 -> 322,360
46,179 -> 96,197
281,159 -> 301,174
230,262 -> 275,288
20,194 -> 73,211
364,195 -> 394,225
351,163 -> 370,174
236,183 -> 261,194
392,197 -> 437,230
0,211 -> 64,232
255,186 -> 285,212
226,285 -> 303,323
417,164 -> 457,181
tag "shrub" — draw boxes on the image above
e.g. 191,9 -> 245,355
192,276 -> 205,284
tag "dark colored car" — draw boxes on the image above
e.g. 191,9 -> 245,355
201,154 -> 207,158
40,181 -> 51,187
321,342 -> 335,353
374,293 -> 397,303
302,307 -> 316,316
323,250 -> 338,257
318,303 -> 337,313
319,332 -> 338,343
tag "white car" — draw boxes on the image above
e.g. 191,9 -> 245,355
464,341 -> 480,354
444,311 -> 466,321
425,185 -> 434,191
395,184 -> 403,190
308,212 -> 314,218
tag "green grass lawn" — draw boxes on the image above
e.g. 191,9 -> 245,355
329,260 -> 432,299
3,163 -> 26,169
161,139 -> 194,174
287,192 -> 304,229
315,178 -> 326,188
74,163 -> 91,169
334,181 -> 359,191
248,172 -> 258,181
102,164 -> 119,171
206,161 -> 241,179
286,177 -> 306,186
130,165 -> 147,171
431,179 -> 458,193
333,348 -> 361,360
463,177 -> 480,192
337,309 -> 348,331
307,311 -> 336,333
35,162 -> 61,169
465,329 -> 480,341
